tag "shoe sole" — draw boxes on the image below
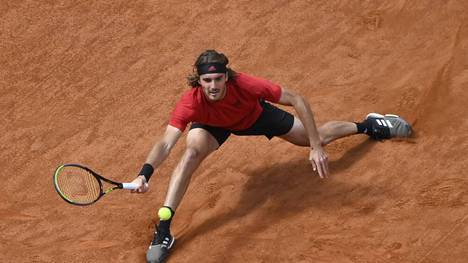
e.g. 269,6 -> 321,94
366,112 -> 400,119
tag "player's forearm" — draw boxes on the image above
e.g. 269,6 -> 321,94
136,141 -> 173,183
291,96 -> 322,148
145,140 -> 173,169
138,125 -> 182,182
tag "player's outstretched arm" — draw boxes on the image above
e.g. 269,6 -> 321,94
277,87 -> 329,178
131,125 -> 182,193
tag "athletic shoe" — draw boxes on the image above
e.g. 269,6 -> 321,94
365,113 -> 412,140
146,226 -> 175,263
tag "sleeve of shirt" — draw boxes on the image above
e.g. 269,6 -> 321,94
237,73 -> 282,103
168,98 -> 194,132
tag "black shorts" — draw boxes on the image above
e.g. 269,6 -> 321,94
190,101 -> 295,146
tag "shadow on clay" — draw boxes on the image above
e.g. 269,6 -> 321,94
175,139 -> 379,252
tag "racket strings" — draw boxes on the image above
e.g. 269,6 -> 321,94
56,166 -> 101,204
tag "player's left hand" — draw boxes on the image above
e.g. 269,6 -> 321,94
309,147 -> 329,179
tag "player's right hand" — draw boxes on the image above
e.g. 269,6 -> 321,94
130,175 -> 149,194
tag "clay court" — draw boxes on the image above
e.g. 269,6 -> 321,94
1,1 -> 468,262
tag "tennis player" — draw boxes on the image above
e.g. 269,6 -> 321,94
131,50 -> 412,263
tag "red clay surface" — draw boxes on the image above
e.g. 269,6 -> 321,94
1,1 -> 468,262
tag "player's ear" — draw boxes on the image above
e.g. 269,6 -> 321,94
225,71 -> 229,82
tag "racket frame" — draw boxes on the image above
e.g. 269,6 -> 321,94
53,163 -> 126,206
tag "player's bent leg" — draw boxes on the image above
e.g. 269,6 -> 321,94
147,128 -> 219,263
279,117 -> 358,146
164,127 -> 219,209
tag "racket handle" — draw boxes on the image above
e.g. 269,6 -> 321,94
121,182 -> 140,190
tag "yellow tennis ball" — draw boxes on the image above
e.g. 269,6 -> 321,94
158,207 -> 172,221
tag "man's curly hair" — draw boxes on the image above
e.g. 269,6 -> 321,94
187,50 -> 238,88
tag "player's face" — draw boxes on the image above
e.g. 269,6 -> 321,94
199,73 -> 228,101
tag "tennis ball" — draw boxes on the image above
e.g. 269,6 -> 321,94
158,207 -> 172,221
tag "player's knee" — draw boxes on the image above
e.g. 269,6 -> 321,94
184,147 -> 205,161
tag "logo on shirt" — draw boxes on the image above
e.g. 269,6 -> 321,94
208,65 -> 217,72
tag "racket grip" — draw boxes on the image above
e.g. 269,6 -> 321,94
121,182 -> 140,190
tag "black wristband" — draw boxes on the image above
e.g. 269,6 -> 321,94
138,163 -> 154,182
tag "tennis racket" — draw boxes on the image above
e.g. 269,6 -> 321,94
53,163 -> 139,206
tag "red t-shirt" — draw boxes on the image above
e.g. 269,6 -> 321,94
169,73 -> 282,132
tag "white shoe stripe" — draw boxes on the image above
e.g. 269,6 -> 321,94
168,237 -> 175,249
377,119 -> 388,126
376,119 -> 383,126
385,119 -> 393,128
